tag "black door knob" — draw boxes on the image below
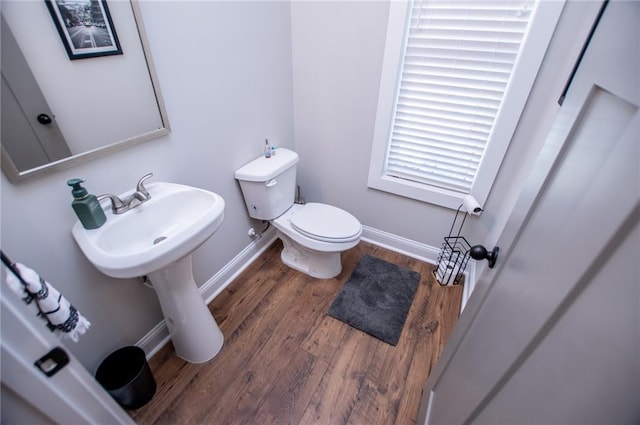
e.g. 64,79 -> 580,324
37,114 -> 53,125
470,245 -> 499,268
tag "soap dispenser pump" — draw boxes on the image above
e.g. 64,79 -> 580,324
67,178 -> 106,229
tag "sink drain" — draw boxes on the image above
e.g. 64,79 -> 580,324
153,236 -> 167,245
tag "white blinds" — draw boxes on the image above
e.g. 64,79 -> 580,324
386,0 -> 536,193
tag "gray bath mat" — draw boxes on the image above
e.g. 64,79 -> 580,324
328,255 -> 421,346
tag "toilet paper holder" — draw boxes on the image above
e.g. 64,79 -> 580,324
433,201 -> 499,286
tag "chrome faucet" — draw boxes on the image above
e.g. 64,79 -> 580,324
98,173 -> 153,214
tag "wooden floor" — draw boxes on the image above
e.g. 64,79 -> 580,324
130,240 -> 463,425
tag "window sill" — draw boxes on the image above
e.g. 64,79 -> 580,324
367,173 -> 474,212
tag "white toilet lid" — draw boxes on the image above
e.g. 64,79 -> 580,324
290,203 -> 361,242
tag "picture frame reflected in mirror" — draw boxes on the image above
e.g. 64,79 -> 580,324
44,0 -> 122,60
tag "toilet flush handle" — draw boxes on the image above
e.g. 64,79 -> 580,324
266,179 -> 277,188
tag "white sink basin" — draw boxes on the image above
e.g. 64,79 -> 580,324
72,181 -> 225,278
72,181 -> 226,363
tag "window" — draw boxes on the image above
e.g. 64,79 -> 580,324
368,0 -> 564,210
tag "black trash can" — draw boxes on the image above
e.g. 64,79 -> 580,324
95,346 -> 156,410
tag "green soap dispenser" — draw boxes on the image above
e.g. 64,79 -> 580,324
67,179 -> 106,229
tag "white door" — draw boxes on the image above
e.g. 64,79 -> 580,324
1,15 -> 72,171
418,1 -> 639,423
1,277 -> 134,424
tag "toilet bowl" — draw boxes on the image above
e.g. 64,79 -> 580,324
272,203 -> 362,278
234,148 -> 362,279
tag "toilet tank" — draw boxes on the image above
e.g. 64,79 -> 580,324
234,148 -> 299,220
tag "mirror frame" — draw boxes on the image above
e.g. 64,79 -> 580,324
1,0 -> 170,184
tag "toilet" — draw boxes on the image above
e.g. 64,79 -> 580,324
235,148 -> 362,278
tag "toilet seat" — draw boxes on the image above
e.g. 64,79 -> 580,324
289,203 -> 361,243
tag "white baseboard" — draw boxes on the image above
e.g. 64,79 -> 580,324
137,321 -> 171,360
361,225 -> 441,264
200,228 -> 278,305
138,225 -> 476,358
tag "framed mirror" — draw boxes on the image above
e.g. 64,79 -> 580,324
1,0 -> 170,183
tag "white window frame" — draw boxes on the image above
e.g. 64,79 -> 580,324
368,0 -> 565,211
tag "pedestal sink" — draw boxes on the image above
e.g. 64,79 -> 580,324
72,182 -> 225,363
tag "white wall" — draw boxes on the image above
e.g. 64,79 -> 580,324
1,0 -> 294,372
289,0 -> 602,276
290,0 -> 455,248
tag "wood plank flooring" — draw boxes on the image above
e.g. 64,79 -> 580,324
130,240 -> 463,425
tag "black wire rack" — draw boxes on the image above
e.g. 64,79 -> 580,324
433,205 -> 471,286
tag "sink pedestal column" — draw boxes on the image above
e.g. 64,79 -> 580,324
148,255 -> 223,363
